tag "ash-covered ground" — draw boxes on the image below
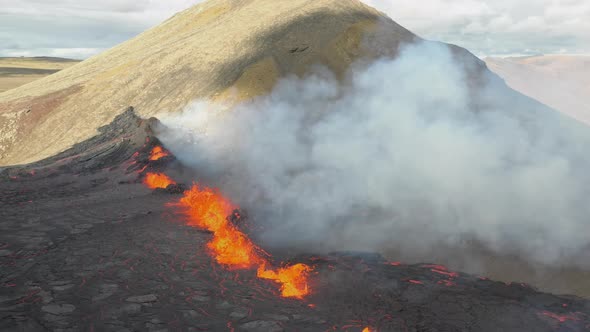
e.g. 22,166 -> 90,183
1,109 -> 589,332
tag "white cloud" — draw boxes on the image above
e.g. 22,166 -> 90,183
0,0 -> 199,58
367,0 -> 590,55
0,0 -> 588,58
157,42 -> 590,268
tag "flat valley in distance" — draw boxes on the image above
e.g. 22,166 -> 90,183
0,57 -> 80,93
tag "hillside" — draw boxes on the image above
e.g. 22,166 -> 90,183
0,57 -> 79,93
485,55 -> 590,125
0,0 -> 420,166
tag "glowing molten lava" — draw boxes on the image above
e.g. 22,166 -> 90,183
180,185 -> 259,269
149,146 -> 170,161
257,263 -> 312,298
144,172 -> 176,189
179,185 -> 312,299
362,327 -> 373,332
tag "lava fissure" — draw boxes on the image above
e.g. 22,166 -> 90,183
177,184 -> 312,299
140,154 -> 312,299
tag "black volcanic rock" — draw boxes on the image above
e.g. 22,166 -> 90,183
0,109 -> 588,332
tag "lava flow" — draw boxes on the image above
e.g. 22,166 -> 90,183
257,263 -> 312,298
144,172 -> 176,189
149,146 -> 170,161
178,184 -> 312,299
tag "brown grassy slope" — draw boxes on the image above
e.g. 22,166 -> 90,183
0,0 -> 417,166
0,57 -> 80,93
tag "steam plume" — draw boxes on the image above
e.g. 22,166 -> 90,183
157,42 -> 590,268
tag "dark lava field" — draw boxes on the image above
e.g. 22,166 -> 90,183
1,109 -> 589,332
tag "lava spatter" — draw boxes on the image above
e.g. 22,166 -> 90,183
149,146 -> 170,161
144,172 -> 176,189
257,263 -> 312,299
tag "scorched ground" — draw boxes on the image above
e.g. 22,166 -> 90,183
1,109 -> 589,332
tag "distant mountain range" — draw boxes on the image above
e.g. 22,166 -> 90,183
486,55 -> 590,125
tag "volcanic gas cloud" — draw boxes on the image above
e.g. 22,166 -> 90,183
156,42 -> 590,274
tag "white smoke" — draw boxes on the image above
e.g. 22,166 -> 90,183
157,42 -> 590,269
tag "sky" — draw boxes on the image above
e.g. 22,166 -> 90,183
0,0 -> 589,59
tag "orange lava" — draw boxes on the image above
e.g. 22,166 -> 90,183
149,146 -> 170,161
257,263 -> 312,298
362,328 -> 373,332
144,172 -> 176,189
180,185 -> 259,269
179,184 -> 312,299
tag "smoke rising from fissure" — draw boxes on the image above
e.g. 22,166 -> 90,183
157,42 -> 590,268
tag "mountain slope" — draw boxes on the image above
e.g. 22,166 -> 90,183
0,0 -> 418,166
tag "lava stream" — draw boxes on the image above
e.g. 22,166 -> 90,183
144,172 -> 176,189
178,184 -> 312,299
149,146 -> 170,161
257,263 -> 312,298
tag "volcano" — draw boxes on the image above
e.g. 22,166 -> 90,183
0,0 -> 417,166
1,0 -> 590,331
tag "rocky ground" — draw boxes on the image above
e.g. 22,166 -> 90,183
1,109 -> 589,331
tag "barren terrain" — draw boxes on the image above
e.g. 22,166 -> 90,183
0,57 -> 79,93
1,110 -> 588,331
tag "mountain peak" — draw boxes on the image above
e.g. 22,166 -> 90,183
0,0 -> 418,166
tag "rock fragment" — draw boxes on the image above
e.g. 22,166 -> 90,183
126,294 -> 158,303
41,304 -> 76,315
239,320 -> 283,332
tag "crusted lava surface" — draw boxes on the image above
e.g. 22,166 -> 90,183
1,109 -> 589,332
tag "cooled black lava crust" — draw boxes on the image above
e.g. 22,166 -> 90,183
1,109 -> 588,331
